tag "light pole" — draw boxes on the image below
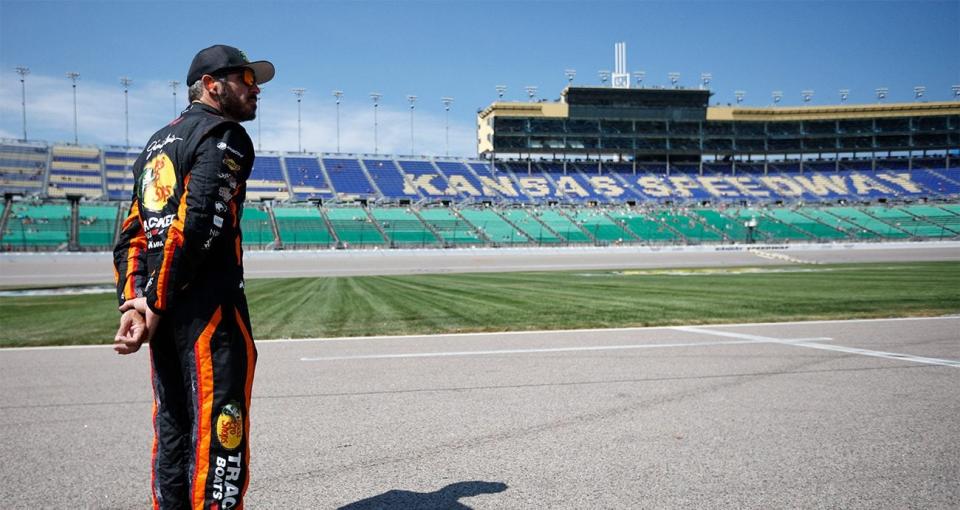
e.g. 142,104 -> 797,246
735,90 -> 745,105
952,85 -> 960,100
565,69 -> 576,86
876,87 -> 888,102
66,72 -> 80,144
839,89 -> 850,104
169,80 -> 180,118
913,86 -> 926,101
292,88 -> 305,153
333,90 -> 343,152
700,73 -> 712,90
598,70 -> 610,86
15,66 -> 29,141
633,70 -> 645,88
370,93 -> 382,154
495,85 -> 506,101
801,89 -> 814,104
442,96 -> 454,156
407,95 -> 417,155
525,86 -> 537,101
120,77 -> 132,148
668,72 -> 680,88
772,91 -> 783,105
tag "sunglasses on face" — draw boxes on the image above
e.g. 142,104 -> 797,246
215,68 -> 256,87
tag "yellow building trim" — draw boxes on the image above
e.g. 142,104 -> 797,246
707,101 -> 960,121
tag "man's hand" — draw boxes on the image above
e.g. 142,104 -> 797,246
119,297 -> 161,345
114,309 -> 146,355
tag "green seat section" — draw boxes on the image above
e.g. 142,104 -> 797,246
866,206 -> 958,238
78,204 -> 119,248
907,205 -> 960,235
417,208 -> 483,245
272,207 -> 335,247
324,207 -> 385,247
241,207 -> 276,248
499,209 -> 562,244
793,208 -> 877,240
458,208 -> 529,245
655,210 -> 723,242
694,209 -> 751,242
823,207 -> 910,239
607,209 -> 681,242
763,209 -> 847,240
5,204 -> 70,248
536,210 -> 592,243
569,209 -> 634,243
370,207 -> 440,247
725,209 -> 812,241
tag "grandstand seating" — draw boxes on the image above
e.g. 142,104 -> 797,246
457,208 -> 530,245
285,156 -> 334,201
568,209 -> 633,243
323,207 -> 385,247
4,203 -> 71,249
77,204 -> 119,248
535,209 -> 592,243
820,207 -> 910,239
0,142 -> 48,195
370,207 -> 440,247
862,205 -> 957,239
396,160 -> 455,200
241,207 -> 276,249
363,159 -> 417,201
416,208 -> 484,246
323,158 -> 379,200
247,155 -> 289,201
655,210 -> 724,242
47,145 -> 102,198
103,149 -> 138,200
272,206 -> 334,248
498,209 -> 562,244
607,208 -> 682,243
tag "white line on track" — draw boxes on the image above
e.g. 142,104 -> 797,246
298,337 -> 833,361
674,326 -> 960,368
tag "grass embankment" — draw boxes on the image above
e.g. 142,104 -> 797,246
1,261 -> 958,347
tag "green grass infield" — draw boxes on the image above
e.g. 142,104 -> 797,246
1,261 -> 958,347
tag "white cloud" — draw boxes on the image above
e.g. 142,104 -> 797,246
0,70 -> 478,157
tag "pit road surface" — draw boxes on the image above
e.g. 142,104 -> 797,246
1,317 -> 958,508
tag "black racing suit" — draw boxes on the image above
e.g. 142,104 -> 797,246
113,102 -> 256,510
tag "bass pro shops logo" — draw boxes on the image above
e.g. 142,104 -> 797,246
140,153 -> 177,212
216,403 -> 243,451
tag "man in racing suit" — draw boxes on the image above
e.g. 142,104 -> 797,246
112,44 -> 274,510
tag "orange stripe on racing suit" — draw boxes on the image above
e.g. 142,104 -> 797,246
191,306 -> 222,509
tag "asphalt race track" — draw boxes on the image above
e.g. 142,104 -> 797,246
0,317 -> 958,508
1,243 -> 958,508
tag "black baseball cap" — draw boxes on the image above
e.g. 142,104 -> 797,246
187,44 -> 275,86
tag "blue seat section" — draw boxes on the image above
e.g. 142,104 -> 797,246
103,149 -> 139,200
467,162 -> 529,203
575,165 -> 647,202
396,159 -> 454,200
0,142 -> 48,195
48,145 -> 103,198
363,159 -> 418,200
434,161 -> 493,201
247,156 -> 289,201
285,156 -> 334,201
323,158 -> 378,199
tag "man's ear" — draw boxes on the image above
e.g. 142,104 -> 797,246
202,75 -> 220,96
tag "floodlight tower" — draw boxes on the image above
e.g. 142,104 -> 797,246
120,77 -> 133,148
292,88 -> 305,153
442,97 -> 454,157
598,70 -> 610,86
772,91 -> 783,105
633,70 -> 645,88
700,73 -> 712,90
525,86 -> 538,101
876,87 -> 888,102
169,80 -> 180,118
565,69 -> 576,86
333,90 -> 343,152
407,95 -> 417,155
953,85 -> 960,100
668,72 -> 680,89
495,85 -> 507,100
15,66 -> 29,141
839,89 -> 850,104
913,86 -> 926,101
801,89 -> 814,104
370,93 -> 382,154
734,90 -> 745,105
66,72 -> 80,144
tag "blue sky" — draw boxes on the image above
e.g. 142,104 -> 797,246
1,0 -> 957,156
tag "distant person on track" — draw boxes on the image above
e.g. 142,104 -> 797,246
111,44 -> 274,510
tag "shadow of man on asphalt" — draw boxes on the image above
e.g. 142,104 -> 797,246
337,480 -> 508,510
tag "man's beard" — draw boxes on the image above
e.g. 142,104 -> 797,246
219,87 -> 256,122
